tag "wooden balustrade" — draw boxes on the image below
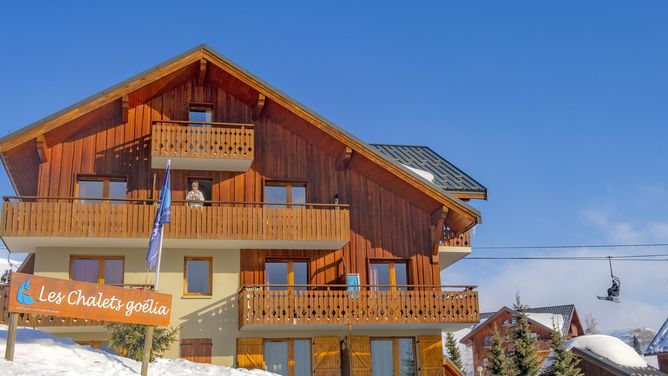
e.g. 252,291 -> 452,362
151,121 -> 254,161
0,198 -> 350,248
0,283 -> 153,327
238,284 -> 479,329
441,230 -> 471,247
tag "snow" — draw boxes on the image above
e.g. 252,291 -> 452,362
646,319 -> 668,355
526,313 -> 564,332
566,335 -> 648,368
401,164 -> 435,183
0,325 -> 275,376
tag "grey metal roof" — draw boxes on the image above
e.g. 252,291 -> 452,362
478,304 -> 576,336
573,347 -> 668,376
369,144 -> 487,197
646,318 -> 668,355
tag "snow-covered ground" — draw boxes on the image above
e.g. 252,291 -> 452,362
0,325 -> 275,376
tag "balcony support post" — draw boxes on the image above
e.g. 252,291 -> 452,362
336,146 -> 353,170
198,59 -> 207,86
430,206 -> 449,255
253,93 -> 266,120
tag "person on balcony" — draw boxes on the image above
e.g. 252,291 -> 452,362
186,181 -> 205,207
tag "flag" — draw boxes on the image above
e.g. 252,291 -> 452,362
146,161 -> 171,271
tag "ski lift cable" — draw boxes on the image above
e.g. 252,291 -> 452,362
473,243 -> 668,250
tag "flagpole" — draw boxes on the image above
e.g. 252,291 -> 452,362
141,159 -> 170,376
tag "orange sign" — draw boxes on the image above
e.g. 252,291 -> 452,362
7,273 -> 172,326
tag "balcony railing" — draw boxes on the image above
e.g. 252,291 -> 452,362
0,283 -> 153,327
441,230 -> 471,247
151,120 -> 254,171
0,197 -> 350,251
238,284 -> 479,329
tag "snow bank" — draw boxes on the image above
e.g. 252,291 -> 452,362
567,335 -> 648,368
0,325 -> 275,376
401,164 -> 435,183
527,313 -> 564,332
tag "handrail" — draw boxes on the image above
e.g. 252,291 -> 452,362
152,120 -> 254,128
238,284 -> 477,292
1,196 -> 350,208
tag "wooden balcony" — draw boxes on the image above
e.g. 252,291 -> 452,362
150,120 -> 254,171
238,284 -> 479,330
0,197 -> 350,252
0,283 -> 153,327
438,230 -> 472,269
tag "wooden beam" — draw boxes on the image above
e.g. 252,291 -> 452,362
198,59 -> 207,86
36,135 -> 47,163
336,146 -> 353,170
252,93 -> 266,120
121,95 -> 128,123
431,206 -> 449,255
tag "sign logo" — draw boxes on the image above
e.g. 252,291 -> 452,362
16,278 -> 34,305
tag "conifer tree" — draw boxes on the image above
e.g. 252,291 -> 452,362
545,321 -> 582,376
107,323 -> 178,362
444,332 -> 465,373
511,294 -> 541,376
632,335 -> 643,355
488,324 -> 513,376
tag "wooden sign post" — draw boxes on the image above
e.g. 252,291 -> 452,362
3,272 -> 172,364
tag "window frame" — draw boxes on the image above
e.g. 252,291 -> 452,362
263,180 -> 308,208
69,256 -> 125,285
74,175 -> 128,203
263,338 -> 312,376
368,259 -> 410,290
183,256 -> 213,296
188,102 -> 214,125
265,258 -> 310,290
370,337 -> 416,376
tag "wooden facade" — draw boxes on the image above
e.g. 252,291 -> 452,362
0,45 -> 486,373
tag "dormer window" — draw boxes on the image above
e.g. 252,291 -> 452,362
189,103 -> 213,126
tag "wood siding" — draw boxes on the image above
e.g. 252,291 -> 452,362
8,76 -> 445,286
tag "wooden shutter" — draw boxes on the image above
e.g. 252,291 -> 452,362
237,337 -> 264,369
313,336 -> 341,375
180,338 -> 212,364
418,336 -> 444,376
350,336 -> 371,376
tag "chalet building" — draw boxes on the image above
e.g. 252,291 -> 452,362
0,45 -> 486,375
646,318 -> 668,373
460,304 -> 584,375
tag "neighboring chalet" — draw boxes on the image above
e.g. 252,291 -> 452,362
569,335 -> 668,376
460,304 -> 584,375
0,45 -> 486,375
647,318 -> 668,373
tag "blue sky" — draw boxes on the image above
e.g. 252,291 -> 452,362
1,1 -> 666,330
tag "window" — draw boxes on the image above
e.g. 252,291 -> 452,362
184,257 -> 212,296
371,338 -> 415,376
70,256 -> 124,285
264,339 -> 311,376
76,176 -> 127,204
264,182 -> 306,208
483,335 -> 492,346
369,260 -> 409,291
186,177 -> 212,205
189,103 -> 213,126
266,260 -> 308,291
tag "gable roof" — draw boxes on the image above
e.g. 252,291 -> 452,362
572,347 -> 667,376
370,144 -> 487,199
0,44 -> 482,232
646,318 -> 668,355
461,304 -> 578,344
